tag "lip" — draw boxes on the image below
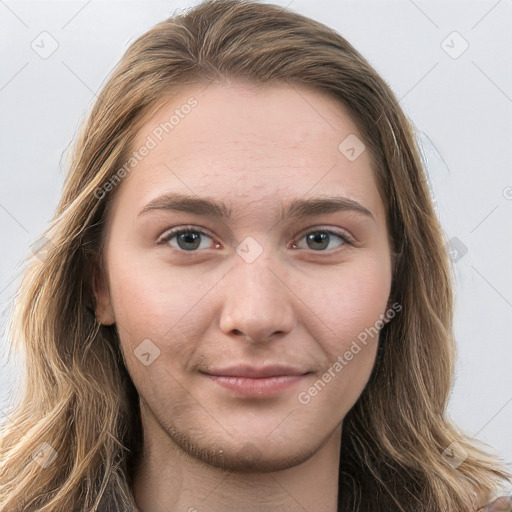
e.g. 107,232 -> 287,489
203,364 -> 311,398
205,364 -> 309,379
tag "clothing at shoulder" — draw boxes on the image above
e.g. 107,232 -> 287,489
479,495 -> 512,512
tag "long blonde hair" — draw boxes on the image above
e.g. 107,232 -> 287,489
1,1 -> 510,510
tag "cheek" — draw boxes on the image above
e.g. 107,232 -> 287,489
105,263 -> 209,388
296,262 -> 388,414
293,256 -> 390,411
301,255 -> 392,352
107,258 -> 209,340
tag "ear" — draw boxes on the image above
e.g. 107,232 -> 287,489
92,263 -> 115,326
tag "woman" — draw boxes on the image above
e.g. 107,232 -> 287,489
0,1 -> 510,510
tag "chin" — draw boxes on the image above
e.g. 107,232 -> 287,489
169,424 -> 319,473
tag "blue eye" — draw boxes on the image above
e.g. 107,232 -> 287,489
293,229 -> 352,251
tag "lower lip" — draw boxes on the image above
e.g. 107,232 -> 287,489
207,375 -> 306,398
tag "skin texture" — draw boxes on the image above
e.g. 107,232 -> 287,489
94,80 -> 393,512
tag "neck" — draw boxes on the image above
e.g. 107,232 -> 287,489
132,411 -> 342,512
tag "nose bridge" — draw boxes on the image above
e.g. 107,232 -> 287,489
218,247 -> 296,342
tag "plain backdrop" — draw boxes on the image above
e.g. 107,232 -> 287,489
1,0 -> 511,476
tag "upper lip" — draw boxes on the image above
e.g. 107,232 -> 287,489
203,364 -> 310,379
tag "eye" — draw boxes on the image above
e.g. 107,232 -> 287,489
158,226 -> 220,251
291,228 -> 353,252
157,225 -> 353,253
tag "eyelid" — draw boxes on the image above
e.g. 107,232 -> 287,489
292,225 -> 355,246
157,225 -> 218,246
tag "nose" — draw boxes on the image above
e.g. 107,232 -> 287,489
218,253 -> 297,344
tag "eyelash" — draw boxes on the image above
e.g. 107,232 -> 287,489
157,225 -> 354,253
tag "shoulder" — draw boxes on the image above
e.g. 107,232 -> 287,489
478,495 -> 512,512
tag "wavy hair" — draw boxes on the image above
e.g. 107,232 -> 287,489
1,1 -> 510,510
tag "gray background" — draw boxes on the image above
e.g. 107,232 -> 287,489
1,0 -> 511,477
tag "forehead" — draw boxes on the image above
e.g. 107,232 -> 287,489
118,80 -> 384,222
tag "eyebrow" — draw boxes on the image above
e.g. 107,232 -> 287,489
138,192 -> 375,222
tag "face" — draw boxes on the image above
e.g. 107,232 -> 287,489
94,79 -> 393,472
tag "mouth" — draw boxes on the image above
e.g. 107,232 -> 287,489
201,364 -> 312,398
